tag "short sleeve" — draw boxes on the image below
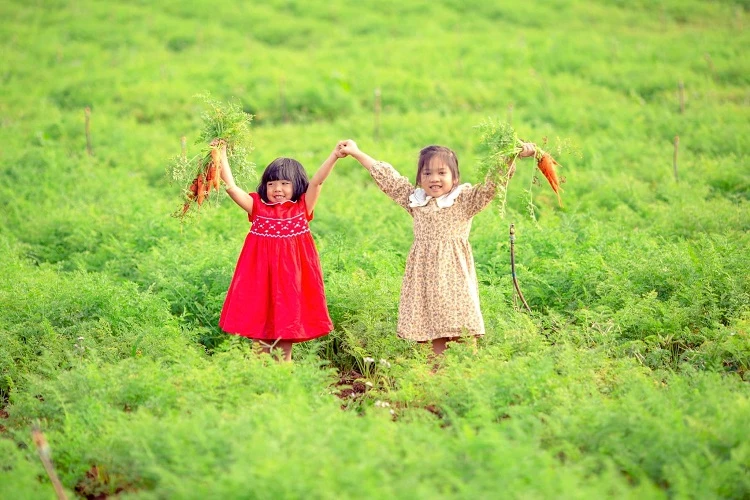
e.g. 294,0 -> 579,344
460,175 -> 497,218
369,161 -> 415,212
248,192 -> 260,222
300,193 -> 314,221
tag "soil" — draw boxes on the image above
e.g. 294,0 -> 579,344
334,370 -> 368,406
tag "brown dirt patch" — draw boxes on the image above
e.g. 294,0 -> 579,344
334,370 -> 368,407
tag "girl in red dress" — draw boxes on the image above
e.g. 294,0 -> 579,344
218,142 -> 344,361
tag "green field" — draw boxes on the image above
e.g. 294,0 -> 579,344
1,0 -> 749,498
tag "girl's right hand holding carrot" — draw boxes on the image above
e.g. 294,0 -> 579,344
214,141 -> 237,190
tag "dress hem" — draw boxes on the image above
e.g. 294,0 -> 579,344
397,332 -> 484,342
223,330 -> 332,343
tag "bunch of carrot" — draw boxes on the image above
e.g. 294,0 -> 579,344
475,118 -> 565,208
168,93 -> 255,220
178,144 -> 224,217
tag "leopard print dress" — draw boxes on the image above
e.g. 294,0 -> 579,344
369,161 -> 496,341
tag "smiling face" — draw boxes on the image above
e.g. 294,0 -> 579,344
416,145 -> 460,198
266,179 -> 294,203
418,158 -> 457,198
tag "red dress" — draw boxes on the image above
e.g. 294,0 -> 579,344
219,192 -> 333,342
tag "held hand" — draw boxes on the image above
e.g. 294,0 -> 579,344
338,139 -> 359,157
334,142 -> 347,159
518,142 -> 536,158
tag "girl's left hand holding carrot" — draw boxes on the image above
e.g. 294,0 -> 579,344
504,142 -> 535,180
519,142 -> 536,158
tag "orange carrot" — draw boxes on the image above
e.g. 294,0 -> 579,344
214,161 -> 222,191
187,177 -> 199,200
207,163 -> 219,192
197,174 -> 206,205
210,147 -> 224,191
537,152 -> 563,206
210,149 -> 220,185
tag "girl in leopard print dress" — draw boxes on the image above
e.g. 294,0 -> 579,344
337,139 -> 535,357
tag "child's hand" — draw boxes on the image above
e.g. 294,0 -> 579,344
338,139 -> 359,157
334,142 -> 348,159
519,142 -> 536,158
210,138 -> 227,156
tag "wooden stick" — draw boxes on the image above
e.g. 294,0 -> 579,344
374,88 -> 381,141
32,423 -> 68,500
673,135 -> 680,183
84,107 -> 93,157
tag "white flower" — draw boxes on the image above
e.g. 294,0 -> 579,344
77,336 -> 85,341
389,409 -> 395,415
374,400 -> 390,408
363,357 -> 375,364
365,381 -> 373,388
379,359 -> 391,368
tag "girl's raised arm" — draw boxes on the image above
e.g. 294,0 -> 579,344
462,141 -> 536,217
219,143 -> 254,215
305,147 -> 343,216
338,140 -> 377,171
339,139 -> 415,212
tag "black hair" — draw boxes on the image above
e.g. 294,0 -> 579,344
416,145 -> 460,186
257,157 -> 309,202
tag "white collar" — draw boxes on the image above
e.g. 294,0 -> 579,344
408,183 -> 471,208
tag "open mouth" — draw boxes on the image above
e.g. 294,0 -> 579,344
273,195 -> 286,201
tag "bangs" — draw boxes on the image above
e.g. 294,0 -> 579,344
427,151 -> 456,168
263,160 -> 300,183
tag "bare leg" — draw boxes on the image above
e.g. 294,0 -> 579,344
258,339 -> 293,362
431,337 -> 450,357
277,340 -> 293,362
426,337 -> 453,372
430,336 -> 476,363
